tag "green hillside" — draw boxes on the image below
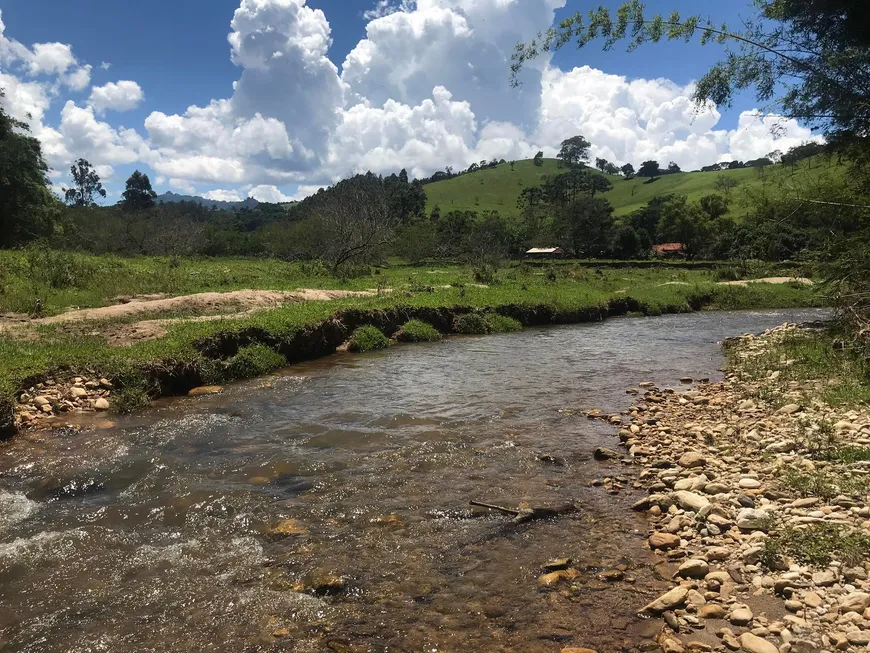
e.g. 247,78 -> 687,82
424,157 -> 846,219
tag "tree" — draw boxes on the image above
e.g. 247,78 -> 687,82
611,225 -> 644,259
656,196 -> 713,259
667,161 -> 681,174
64,159 -> 106,207
637,160 -> 661,178
603,161 -> 621,175
557,135 -> 591,167
0,91 -> 56,247
533,151 -> 544,167
121,170 -> 157,211
308,173 -> 396,274
714,176 -> 739,198
554,196 -> 615,257
595,157 -> 608,172
621,163 -> 635,177
699,194 -> 730,220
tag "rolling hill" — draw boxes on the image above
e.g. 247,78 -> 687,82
423,157 -> 846,219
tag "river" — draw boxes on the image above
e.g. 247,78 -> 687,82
0,308 -> 829,652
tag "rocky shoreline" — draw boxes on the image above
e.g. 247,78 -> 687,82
586,323 -> 870,653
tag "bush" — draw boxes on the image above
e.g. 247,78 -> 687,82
488,314 -> 523,333
396,320 -> 442,342
347,326 -> 391,352
24,242 -> 97,289
112,385 -> 152,414
227,344 -> 286,379
452,312 -> 492,334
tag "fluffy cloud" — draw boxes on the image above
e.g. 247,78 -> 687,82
88,80 -> 144,114
0,1 -> 824,201
202,189 -> 243,202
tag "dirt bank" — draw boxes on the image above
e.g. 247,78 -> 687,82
590,323 -> 870,652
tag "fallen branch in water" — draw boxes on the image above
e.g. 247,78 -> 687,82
471,500 -> 578,524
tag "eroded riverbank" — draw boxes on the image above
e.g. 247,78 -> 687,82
0,309 -> 830,652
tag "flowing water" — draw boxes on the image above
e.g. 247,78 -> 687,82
0,309 -> 828,652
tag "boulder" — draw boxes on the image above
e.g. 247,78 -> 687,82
678,452 -> 707,469
641,586 -> 689,615
729,605 -> 753,626
736,508 -> 769,531
94,398 -> 110,411
677,559 -> 710,579
839,592 -> 870,614
649,532 -> 681,550
738,632 -> 778,653
673,491 -> 710,512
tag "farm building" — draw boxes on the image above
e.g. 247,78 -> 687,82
525,247 -> 564,259
652,243 -> 687,259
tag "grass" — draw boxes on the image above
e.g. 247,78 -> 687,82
424,156 -> 847,219
0,259 -> 825,415
395,320 -> 442,342
226,345 -> 287,379
727,327 -> 870,407
347,326 -> 391,353
761,523 -> 870,569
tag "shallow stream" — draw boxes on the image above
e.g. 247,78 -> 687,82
0,308 -> 828,652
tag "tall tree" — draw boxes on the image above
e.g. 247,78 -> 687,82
533,151 -> 544,167
555,196 -> 615,257
557,135 -> 592,167
0,92 -> 55,246
637,160 -> 661,178
121,170 -> 157,211
621,163 -> 635,177
64,159 -> 106,207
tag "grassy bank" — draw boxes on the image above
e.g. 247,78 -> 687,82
0,258 -> 825,436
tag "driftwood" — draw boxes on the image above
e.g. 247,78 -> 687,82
470,500 -> 578,525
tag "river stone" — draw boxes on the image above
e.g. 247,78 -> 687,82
593,447 -> 620,460
94,398 -> 110,411
777,403 -> 802,415
703,482 -> 730,495
698,604 -> 727,619
70,387 -> 88,399
840,592 -> 870,613
738,478 -> 762,490
846,630 -> 870,645
678,559 -> 710,579
729,606 -> 753,626
649,532 -> 681,550
678,452 -> 707,469
802,591 -> 823,608
738,632 -> 778,653
642,586 -> 690,615
673,491 -> 710,512
33,396 -> 50,407
560,649 -> 597,653
188,385 -> 223,397
811,569 -> 837,586
736,508 -> 768,531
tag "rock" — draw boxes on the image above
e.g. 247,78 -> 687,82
33,396 -> 50,407
802,591 -> 823,608
811,569 -> 837,587
839,592 -> 870,614
307,570 -> 346,595
649,532 -> 681,550
93,398 -> 110,411
70,387 -> 88,399
543,558 -> 572,572
642,586 -> 690,615
679,452 -> 707,469
738,399 -> 756,411
593,447 -> 620,461
0,397 -> 16,441
270,519 -> 307,536
846,630 -> 870,645
737,632 -> 778,653
188,385 -> 223,397
736,508 -> 769,531
834,420 -> 858,432
777,404 -> 802,415
729,606 -> 753,626
678,559 -> 710,579
560,649 -> 597,653
698,604 -> 728,619
538,569 -> 579,587
673,491 -> 710,512
738,478 -> 761,490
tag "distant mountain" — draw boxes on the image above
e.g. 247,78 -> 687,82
155,191 -> 260,211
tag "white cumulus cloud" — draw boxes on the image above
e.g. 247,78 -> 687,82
202,189 -> 243,202
89,80 -> 144,114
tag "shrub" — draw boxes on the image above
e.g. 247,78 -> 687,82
227,344 -> 286,379
396,320 -> 442,342
488,314 -> 523,333
452,312 -> 491,335
24,242 -> 97,289
762,523 -> 870,569
347,326 -> 391,352
112,385 -> 152,414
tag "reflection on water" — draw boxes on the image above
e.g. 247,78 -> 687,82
0,309 -> 828,652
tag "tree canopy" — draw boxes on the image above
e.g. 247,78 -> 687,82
121,170 -> 157,211
557,135 -> 592,167
64,159 -> 106,207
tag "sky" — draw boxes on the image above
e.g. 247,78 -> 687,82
0,0 -> 821,204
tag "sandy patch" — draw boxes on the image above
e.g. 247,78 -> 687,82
0,288 -> 382,345
718,277 -> 814,287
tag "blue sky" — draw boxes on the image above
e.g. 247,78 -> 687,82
0,0 -> 814,203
